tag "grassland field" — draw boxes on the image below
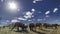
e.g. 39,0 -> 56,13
0,26 -> 60,34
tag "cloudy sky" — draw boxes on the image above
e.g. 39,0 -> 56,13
0,0 -> 60,25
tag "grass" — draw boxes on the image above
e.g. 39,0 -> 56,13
0,26 -> 60,34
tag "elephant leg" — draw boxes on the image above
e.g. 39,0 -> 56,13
24,28 -> 27,30
17,27 -> 19,31
30,27 -> 32,31
11,26 -> 15,31
21,27 -> 24,30
55,26 -> 57,29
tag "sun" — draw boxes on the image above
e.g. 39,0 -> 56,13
8,2 -> 17,10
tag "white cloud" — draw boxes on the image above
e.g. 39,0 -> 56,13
38,12 -> 41,13
52,20 -> 59,24
24,9 -> 35,19
46,15 -> 49,17
0,20 -> 10,26
43,18 -> 46,21
33,1 -> 36,3
33,0 -> 43,3
28,20 -> 31,21
32,15 -> 34,17
37,19 -> 42,21
24,15 -> 29,19
45,11 -> 50,15
24,11 -> 33,19
31,8 -> 35,12
17,9 -> 20,11
6,20 -> 10,22
26,11 -> 33,16
55,20 -> 59,22
11,19 -> 20,23
34,0 -> 43,1
1,0 -> 4,2
18,17 -> 27,20
53,8 -> 58,13
24,15 -> 32,19
1,22 -> 7,25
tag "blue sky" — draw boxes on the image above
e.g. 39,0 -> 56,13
0,0 -> 60,25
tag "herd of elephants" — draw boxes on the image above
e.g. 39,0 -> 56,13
11,22 -> 59,31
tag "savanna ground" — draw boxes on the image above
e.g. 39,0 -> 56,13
0,26 -> 60,34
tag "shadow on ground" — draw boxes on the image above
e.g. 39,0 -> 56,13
32,30 -> 46,34
14,29 -> 29,33
13,29 -> 46,34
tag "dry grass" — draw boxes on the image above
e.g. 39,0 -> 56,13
0,26 -> 60,34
